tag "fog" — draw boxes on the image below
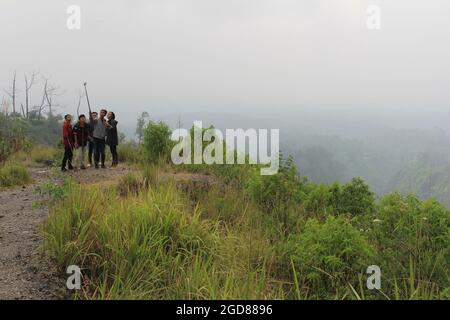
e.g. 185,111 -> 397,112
1,0 -> 449,136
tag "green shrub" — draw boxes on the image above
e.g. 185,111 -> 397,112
370,193 -> 449,298
0,114 -> 30,162
286,216 -> 374,299
303,183 -> 334,216
0,162 -> 32,188
330,178 -> 375,215
246,156 -> 306,212
143,120 -> 173,164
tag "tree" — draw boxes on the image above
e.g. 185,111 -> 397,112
24,71 -> 38,119
43,79 -> 61,117
331,177 -> 375,215
4,71 -> 17,115
33,79 -> 61,120
143,120 -> 173,163
135,111 -> 149,144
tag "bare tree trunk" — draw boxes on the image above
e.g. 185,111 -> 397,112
24,72 -> 37,120
21,103 -> 26,118
25,76 -> 28,118
36,80 -> 48,120
4,71 -> 17,116
12,71 -> 16,115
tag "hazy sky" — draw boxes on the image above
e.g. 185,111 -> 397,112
1,0 -> 449,133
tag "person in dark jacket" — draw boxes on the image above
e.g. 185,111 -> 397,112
87,111 -> 97,167
61,114 -> 74,172
73,114 -> 91,170
106,111 -> 119,167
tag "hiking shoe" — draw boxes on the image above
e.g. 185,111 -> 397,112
80,165 -> 86,170
61,168 -> 67,172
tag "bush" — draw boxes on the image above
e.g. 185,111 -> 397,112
246,156 -> 306,212
303,183 -> 334,217
286,216 -> 374,299
0,114 -> 29,162
330,178 -> 375,215
0,162 -> 32,188
143,120 -> 173,164
369,193 -> 449,298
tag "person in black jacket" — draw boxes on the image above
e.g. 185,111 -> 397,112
106,111 -> 119,167
87,112 -> 97,167
73,114 -> 91,170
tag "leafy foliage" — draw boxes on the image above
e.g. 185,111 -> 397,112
370,193 -> 449,297
286,216 -> 374,299
0,114 -> 29,162
143,120 -> 173,163
246,155 -> 306,213
330,178 -> 375,215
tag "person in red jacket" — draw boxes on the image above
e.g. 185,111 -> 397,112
61,114 -> 74,172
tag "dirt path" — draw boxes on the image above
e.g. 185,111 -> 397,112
0,165 -> 133,300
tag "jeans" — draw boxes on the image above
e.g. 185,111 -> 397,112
74,146 -> 87,168
110,145 -> 118,165
93,138 -> 106,166
61,145 -> 73,170
88,140 -> 94,164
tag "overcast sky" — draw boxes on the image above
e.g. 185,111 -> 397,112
1,0 -> 449,133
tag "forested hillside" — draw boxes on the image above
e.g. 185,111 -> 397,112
285,127 -> 450,207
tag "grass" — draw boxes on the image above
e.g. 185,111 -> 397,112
117,143 -> 143,164
42,162 -> 449,300
43,179 -> 283,299
29,146 -> 58,164
0,162 -> 32,188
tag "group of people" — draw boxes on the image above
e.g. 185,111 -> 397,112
61,109 -> 119,171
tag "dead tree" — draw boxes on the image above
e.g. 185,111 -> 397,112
44,82 -> 60,117
34,80 -> 48,120
33,78 -> 61,119
3,71 -> 17,115
41,76 -> 62,118
20,103 -> 26,118
24,71 -> 38,119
